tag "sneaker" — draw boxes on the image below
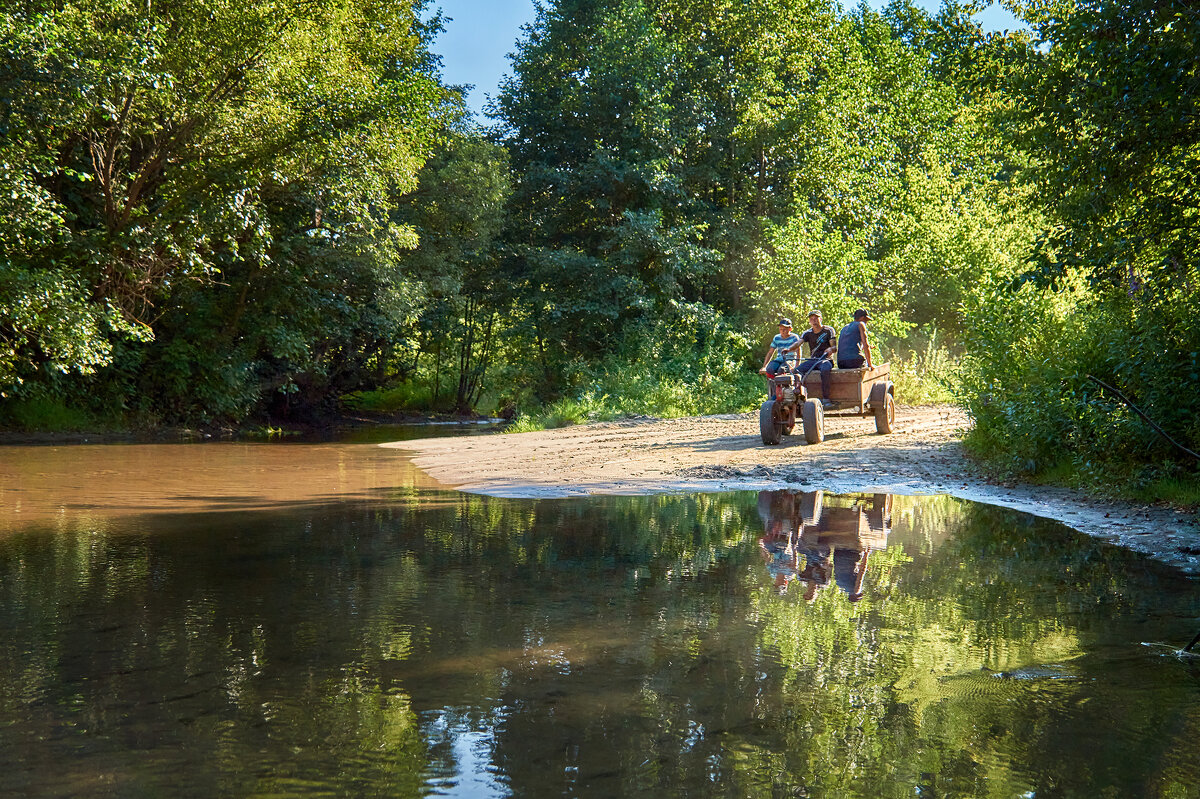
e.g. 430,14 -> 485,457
821,399 -> 833,409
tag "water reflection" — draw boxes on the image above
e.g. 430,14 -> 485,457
757,490 -> 891,601
0,444 -> 1197,797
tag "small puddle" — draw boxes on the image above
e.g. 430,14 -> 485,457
0,442 -> 1197,797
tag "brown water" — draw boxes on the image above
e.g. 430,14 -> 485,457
0,440 -> 1198,797
0,441 -> 441,522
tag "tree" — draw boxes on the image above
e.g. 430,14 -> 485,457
955,0 -> 1200,475
0,0 -> 453,412
1006,0 -> 1200,293
395,135 -> 512,411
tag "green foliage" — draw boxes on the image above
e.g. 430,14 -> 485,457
959,271 -> 1200,486
393,136 -> 512,412
0,0 -> 454,422
953,0 -> 1200,490
1007,0 -> 1200,293
343,383 -> 437,415
505,303 -> 763,431
888,331 -> 957,406
494,0 -> 838,386
0,395 -> 96,432
0,267 -> 149,395
757,216 -> 909,341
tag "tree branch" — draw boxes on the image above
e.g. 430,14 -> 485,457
1086,374 -> 1200,461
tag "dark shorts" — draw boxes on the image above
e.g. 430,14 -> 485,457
765,358 -> 795,375
838,356 -> 865,369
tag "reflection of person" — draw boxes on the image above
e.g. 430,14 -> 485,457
760,534 -> 800,594
799,311 -> 836,407
758,491 -> 799,593
833,547 -> 871,602
797,541 -> 831,603
755,489 -> 893,604
836,308 -> 874,371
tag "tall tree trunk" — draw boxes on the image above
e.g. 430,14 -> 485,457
432,338 -> 441,407
466,311 -> 496,409
456,297 -> 476,412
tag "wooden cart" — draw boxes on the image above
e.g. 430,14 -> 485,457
759,363 -> 895,445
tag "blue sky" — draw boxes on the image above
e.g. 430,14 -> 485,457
429,1 -> 1024,119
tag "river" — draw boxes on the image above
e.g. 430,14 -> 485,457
0,434 -> 1197,797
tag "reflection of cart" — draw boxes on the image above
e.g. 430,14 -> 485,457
759,364 -> 895,445
799,493 -> 892,551
757,491 -> 893,602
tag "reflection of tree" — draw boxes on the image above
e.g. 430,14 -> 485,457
753,497 -> 1200,798
0,492 -> 1196,797
0,492 -> 758,794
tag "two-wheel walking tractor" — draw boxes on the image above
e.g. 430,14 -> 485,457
759,363 -> 895,445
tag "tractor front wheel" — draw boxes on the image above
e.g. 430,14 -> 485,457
760,400 -> 782,445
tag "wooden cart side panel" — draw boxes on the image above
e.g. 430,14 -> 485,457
800,363 -> 890,404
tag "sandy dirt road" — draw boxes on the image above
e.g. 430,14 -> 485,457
390,405 -> 1200,574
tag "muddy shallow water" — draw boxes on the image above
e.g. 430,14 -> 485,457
0,441 -> 1198,797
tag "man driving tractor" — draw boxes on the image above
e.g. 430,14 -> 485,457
760,313 -> 836,407
799,311 -> 836,408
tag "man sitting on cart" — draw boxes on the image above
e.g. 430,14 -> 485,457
800,310 -> 836,408
837,308 -> 874,371
758,317 -> 801,378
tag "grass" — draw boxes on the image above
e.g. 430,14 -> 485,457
504,370 -> 768,433
506,396 -> 613,433
886,338 -> 957,405
1133,474 -> 1200,508
342,382 -> 440,414
242,425 -> 291,439
964,436 -> 1200,509
0,397 -> 100,432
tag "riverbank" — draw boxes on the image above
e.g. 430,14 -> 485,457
0,410 -> 502,446
391,406 -> 1200,575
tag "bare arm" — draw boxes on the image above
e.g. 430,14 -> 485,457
760,346 -> 778,373
859,323 -> 873,369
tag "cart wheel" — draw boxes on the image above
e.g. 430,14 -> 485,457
759,400 -> 782,445
874,392 -> 895,434
802,398 -> 824,444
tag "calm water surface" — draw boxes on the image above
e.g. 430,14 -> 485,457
0,440 -> 1198,797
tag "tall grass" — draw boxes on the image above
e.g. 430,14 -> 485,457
342,382 -> 439,414
887,335 -> 957,405
0,397 -> 99,432
505,368 -> 765,433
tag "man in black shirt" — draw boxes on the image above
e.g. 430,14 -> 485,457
799,310 -> 836,407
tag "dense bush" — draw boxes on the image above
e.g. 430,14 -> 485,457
953,0 -> 1200,495
959,274 -> 1200,491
